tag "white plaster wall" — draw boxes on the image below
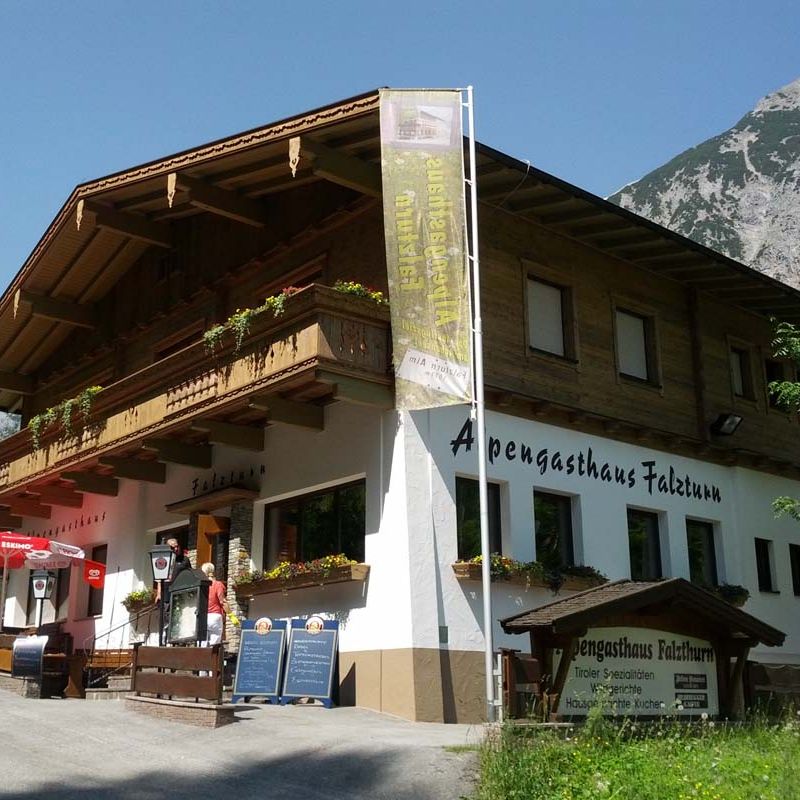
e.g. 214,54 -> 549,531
6,400 -> 798,668
248,403 -> 416,653
401,406 -> 800,664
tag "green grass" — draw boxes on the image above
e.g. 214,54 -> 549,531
475,718 -> 800,800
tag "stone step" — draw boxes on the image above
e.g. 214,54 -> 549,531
84,687 -> 131,701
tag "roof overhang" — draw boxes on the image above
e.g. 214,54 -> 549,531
500,578 -> 785,648
3,88 -> 800,410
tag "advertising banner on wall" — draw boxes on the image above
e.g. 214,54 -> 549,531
557,627 -> 719,716
379,89 -> 472,410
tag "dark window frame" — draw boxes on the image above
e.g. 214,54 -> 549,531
614,307 -> 660,386
729,345 -> 755,400
456,477 -> 502,560
525,276 -> 576,361
263,479 -> 366,570
533,490 -> 575,569
686,519 -> 718,587
627,508 -> 662,581
755,537 -> 777,592
790,544 -> 800,597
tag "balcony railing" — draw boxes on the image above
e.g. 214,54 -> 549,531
0,285 -> 391,495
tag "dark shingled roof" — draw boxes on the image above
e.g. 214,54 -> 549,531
500,578 -> 785,647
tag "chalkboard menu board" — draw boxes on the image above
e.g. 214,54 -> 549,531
231,618 -> 287,703
12,635 -> 48,679
281,618 -> 339,708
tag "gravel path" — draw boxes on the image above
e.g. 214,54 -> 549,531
0,691 -> 482,799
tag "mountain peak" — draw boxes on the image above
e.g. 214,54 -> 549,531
609,77 -> 800,288
754,77 -> 800,114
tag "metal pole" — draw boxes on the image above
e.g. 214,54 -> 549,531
465,85 -> 496,722
158,579 -> 166,647
0,565 -> 9,633
35,597 -> 43,630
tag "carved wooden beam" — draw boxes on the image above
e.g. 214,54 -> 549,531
5,498 -> 51,519
141,438 -> 212,469
98,457 -> 167,483
61,472 -> 119,496
13,289 -> 97,329
28,486 -> 84,508
248,395 -> 324,430
77,199 -> 172,249
315,371 -> 394,408
0,371 -> 34,395
0,511 -> 22,529
167,173 -> 268,227
295,138 -> 382,197
190,420 -> 265,452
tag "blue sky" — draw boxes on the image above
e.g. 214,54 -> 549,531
1,1 -> 798,285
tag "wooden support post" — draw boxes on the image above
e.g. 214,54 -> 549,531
548,638 -> 577,718
29,486 -> 84,508
14,290 -> 97,329
5,498 -> 51,519
0,371 -> 34,395
300,138 -> 382,197
167,173 -> 268,227
99,457 -> 167,483
61,472 -> 119,496
248,395 -> 324,430
77,199 -> 172,249
191,420 -> 265,452
141,438 -> 212,469
727,646 -> 751,719
316,371 -> 393,408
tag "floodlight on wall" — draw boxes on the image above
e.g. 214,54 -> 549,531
710,413 -> 743,436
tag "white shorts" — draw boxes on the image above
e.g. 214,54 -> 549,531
205,612 -> 223,646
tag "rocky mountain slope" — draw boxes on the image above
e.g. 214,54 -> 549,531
609,78 -> 800,287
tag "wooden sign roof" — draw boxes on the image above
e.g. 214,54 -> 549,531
500,578 -> 785,647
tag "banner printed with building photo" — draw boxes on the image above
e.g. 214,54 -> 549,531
379,89 -> 472,410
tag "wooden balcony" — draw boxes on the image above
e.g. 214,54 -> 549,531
0,285 -> 392,502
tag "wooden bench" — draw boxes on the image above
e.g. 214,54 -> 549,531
126,644 -> 234,727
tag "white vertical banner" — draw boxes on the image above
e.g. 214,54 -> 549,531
379,89 -> 472,410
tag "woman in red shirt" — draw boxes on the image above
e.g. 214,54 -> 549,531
200,562 -> 231,645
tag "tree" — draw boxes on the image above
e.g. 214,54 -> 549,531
770,321 -> 800,520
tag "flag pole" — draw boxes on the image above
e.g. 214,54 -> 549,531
465,85 -> 496,723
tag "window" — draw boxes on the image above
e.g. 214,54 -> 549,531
686,520 -> 718,586
627,509 -> 662,580
54,566 -> 71,621
616,309 -> 656,382
754,538 -> 776,592
264,481 -> 365,569
86,544 -> 108,617
456,478 -> 501,560
527,278 -> 571,358
729,347 -> 753,399
790,544 -> 800,596
533,491 -> 574,568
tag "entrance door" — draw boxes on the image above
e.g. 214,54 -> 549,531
196,515 -> 230,582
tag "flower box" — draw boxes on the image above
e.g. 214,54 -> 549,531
234,563 -> 370,599
452,562 -> 605,591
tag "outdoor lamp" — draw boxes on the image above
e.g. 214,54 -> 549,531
149,543 -> 175,582
149,543 -> 176,647
710,413 -> 743,436
30,569 -> 55,630
30,569 -> 55,601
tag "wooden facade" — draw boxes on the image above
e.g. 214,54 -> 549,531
0,91 -> 796,512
